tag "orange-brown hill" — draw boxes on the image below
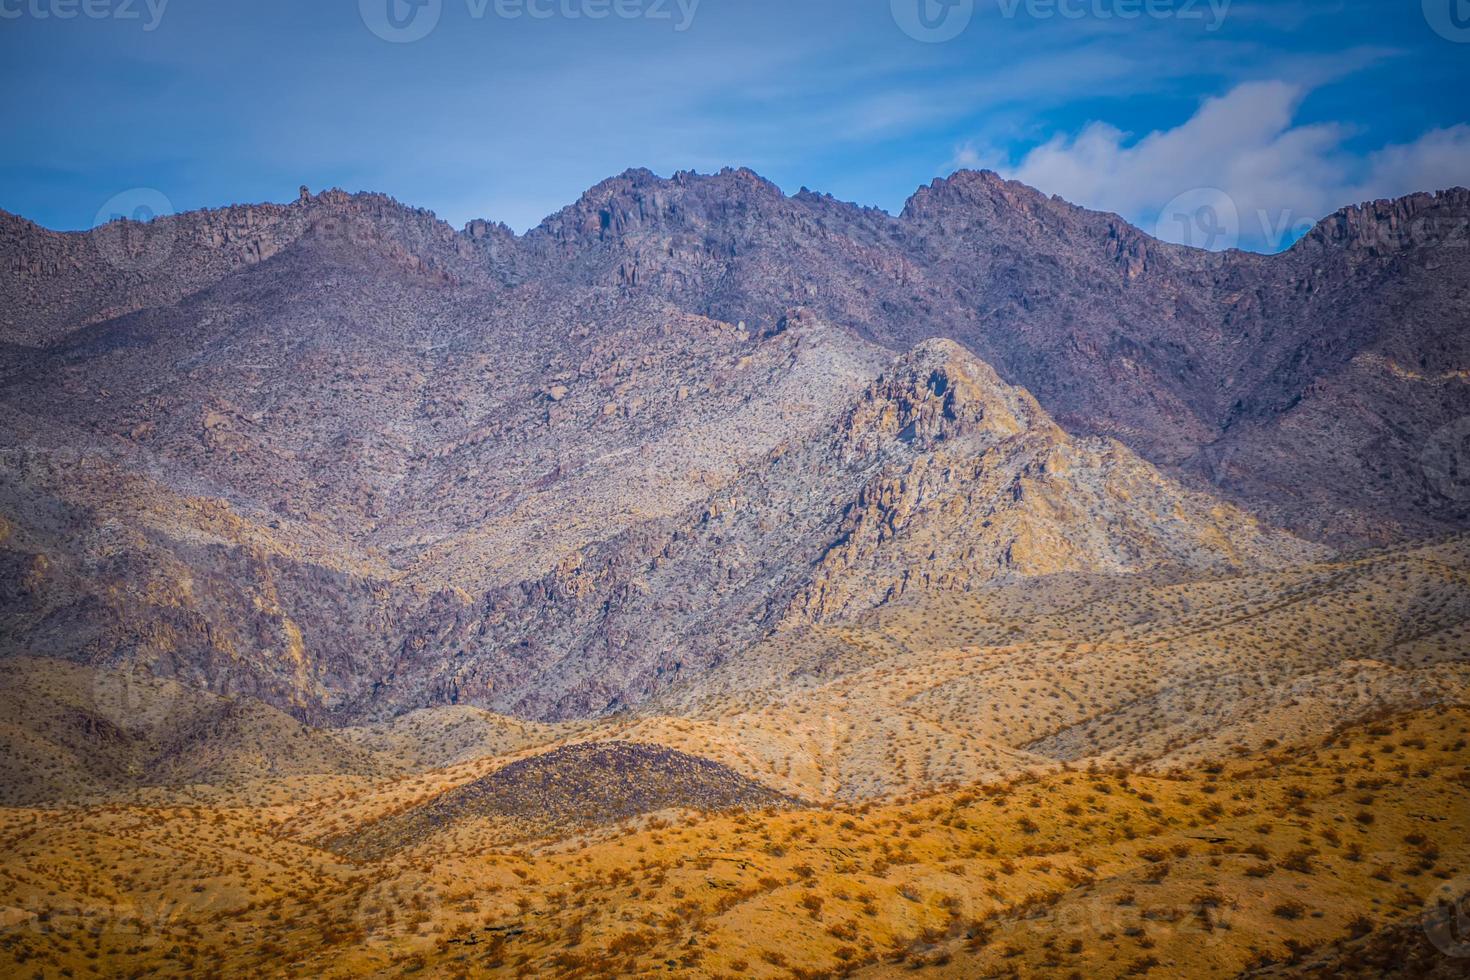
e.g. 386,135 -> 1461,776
334,741 -> 795,859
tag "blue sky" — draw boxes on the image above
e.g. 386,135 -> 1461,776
1,0 -> 1467,250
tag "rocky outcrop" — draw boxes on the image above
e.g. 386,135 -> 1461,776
507,168 -> 1470,542
1299,187 -> 1470,255
0,188 -> 489,348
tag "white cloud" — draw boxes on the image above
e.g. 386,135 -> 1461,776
981,82 -> 1470,250
950,142 -> 1003,171
1357,127 -> 1470,204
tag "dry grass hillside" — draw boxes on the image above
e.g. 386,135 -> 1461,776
0,538 -> 1463,977
4,535 -> 1461,815
0,658 -> 403,806
331,741 -> 799,862
0,705 -> 1464,979
336,707 -> 569,771
618,534 -> 1470,801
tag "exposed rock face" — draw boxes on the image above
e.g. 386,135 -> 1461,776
1301,189 -> 1470,255
508,170 -> 1470,542
0,313 -> 1315,723
0,170 -> 1462,723
0,190 -> 484,348
7,172 -> 1466,541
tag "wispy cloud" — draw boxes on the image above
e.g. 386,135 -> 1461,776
1,0 -> 1464,237
974,82 -> 1470,250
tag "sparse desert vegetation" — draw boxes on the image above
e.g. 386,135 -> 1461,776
0,704 -> 1464,978
0,537 -> 1465,978
3,19 -> 1467,978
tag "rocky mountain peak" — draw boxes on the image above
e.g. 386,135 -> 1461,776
529,166 -> 787,246
1296,186 -> 1470,255
899,168 -> 1056,223
840,337 -> 1047,454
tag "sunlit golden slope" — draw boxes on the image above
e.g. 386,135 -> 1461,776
0,536 -> 1465,978
2,536 -> 1465,811
0,707 -> 1465,978
613,533 -> 1470,801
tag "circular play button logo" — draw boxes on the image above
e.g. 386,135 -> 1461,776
360,0 -> 442,43
891,0 -> 975,43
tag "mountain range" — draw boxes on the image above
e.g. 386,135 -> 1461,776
2,169 -> 1466,725
2,167 -> 1468,979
